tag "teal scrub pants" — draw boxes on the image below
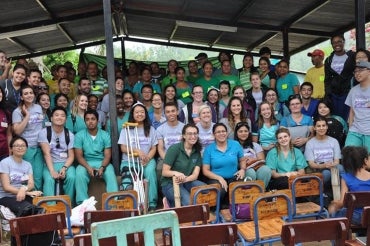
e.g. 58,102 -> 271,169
75,161 -> 118,205
42,162 -> 76,205
23,147 -> 44,190
345,131 -> 370,152
121,159 -> 158,208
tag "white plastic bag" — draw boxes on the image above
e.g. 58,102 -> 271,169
70,196 -> 97,226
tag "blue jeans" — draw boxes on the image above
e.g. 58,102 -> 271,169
162,180 -> 205,207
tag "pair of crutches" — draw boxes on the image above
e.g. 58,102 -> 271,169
122,122 -> 148,214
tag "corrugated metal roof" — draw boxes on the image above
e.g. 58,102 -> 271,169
1,0 -> 369,58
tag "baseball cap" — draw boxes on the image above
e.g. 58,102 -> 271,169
195,52 -> 208,60
355,61 -> 370,69
307,49 -> 324,57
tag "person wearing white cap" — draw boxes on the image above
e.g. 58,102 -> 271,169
345,61 -> 370,152
305,49 -> 325,99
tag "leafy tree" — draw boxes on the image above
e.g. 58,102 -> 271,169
42,50 -> 79,80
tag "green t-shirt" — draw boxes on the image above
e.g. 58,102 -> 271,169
160,142 -> 202,187
216,74 -> 241,91
195,77 -> 220,100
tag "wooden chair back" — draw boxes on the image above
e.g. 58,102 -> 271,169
250,189 -> 292,220
190,184 -> 221,223
361,206 -> 370,245
84,210 -> 142,246
288,173 -> 322,197
32,195 -> 77,237
33,195 -> 71,214
180,223 -> 238,246
344,191 -> 370,237
288,173 -> 328,219
91,211 -> 181,246
156,203 -> 209,225
101,190 -> 138,210
157,204 -> 210,246
74,233 -> 91,246
222,180 -> 264,222
10,212 -> 66,246
229,180 -> 264,204
281,217 -> 348,246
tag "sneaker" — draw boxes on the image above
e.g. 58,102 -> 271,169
148,207 -> 156,214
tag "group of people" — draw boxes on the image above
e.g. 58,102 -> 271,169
0,33 -> 369,219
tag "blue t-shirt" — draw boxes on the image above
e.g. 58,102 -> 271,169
276,73 -> 299,102
203,139 -> 243,179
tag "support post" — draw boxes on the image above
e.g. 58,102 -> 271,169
103,0 -> 119,173
355,0 -> 366,50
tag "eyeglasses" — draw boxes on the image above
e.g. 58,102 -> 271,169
37,86 -> 49,90
354,68 -> 369,74
12,144 -> 27,148
185,132 -> 198,136
56,137 -> 60,149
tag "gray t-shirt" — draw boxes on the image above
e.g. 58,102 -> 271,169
156,122 -> 184,152
304,136 -> 341,164
12,104 -> 44,147
38,128 -> 74,163
0,156 -> 33,198
242,142 -> 264,158
345,84 -> 370,135
118,126 -> 158,162
196,122 -> 215,152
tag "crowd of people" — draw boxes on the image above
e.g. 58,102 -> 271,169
0,33 -> 369,217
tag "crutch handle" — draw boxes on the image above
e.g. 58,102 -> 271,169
128,152 -> 139,157
123,122 -> 139,127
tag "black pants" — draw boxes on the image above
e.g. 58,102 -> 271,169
267,176 -> 289,190
0,196 -> 33,217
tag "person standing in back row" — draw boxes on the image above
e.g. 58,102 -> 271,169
324,34 -> 355,120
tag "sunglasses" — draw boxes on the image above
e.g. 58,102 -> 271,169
37,86 -> 49,90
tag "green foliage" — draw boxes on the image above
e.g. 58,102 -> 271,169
42,50 -> 79,80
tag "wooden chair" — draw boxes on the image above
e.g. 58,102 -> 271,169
344,191 -> 370,238
345,206 -> 370,246
74,233 -> 92,246
33,194 -> 79,238
237,190 -> 293,245
180,222 -> 238,246
10,212 -> 66,246
101,190 -> 138,210
220,180 -> 264,223
281,217 -> 348,246
91,211 -> 181,246
156,204 -> 210,245
190,183 -> 221,223
288,173 -> 329,220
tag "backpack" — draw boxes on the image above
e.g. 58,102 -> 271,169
46,126 -> 70,146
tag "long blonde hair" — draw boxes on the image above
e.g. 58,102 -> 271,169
71,94 -> 87,117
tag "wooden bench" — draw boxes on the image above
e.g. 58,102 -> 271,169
344,191 -> 370,238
